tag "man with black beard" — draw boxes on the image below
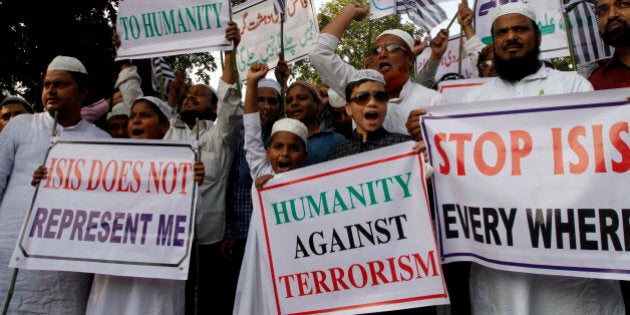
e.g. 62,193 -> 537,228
462,3 -> 625,315
589,0 -> 630,89
463,3 -> 593,102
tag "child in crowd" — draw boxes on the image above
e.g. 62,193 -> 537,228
326,69 -> 434,177
32,96 -> 203,315
85,96 -> 203,315
242,63 -> 308,187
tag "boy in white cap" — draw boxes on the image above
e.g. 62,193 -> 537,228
242,63 -> 308,183
105,103 -> 129,138
327,69 -> 413,160
233,62 -> 309,315
0,55 -> 110,313
309,3 -> 445,138
0,95 -> 33,132
461,3 -> 624,315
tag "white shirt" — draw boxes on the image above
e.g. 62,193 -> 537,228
463,66 -> 625,315
309,33 -> 445,135
0,112 -> 110,314
463,65 -> 594,102
164,79 -> 242,245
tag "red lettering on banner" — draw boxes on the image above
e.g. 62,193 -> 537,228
146,161 -> 192,195
611,122 -> 630,173
276,251 -> 440,298
86,159 -> 143,193
436,130 -> 532,176
552,122 -> 630,174
474,132 -> 506,176
43,158 -> 85,191
435,133 -> 450,175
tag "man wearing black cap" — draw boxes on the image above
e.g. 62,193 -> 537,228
0,95 -> 33,132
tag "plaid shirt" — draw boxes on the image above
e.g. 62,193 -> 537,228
326,128 -> 413,160
225,130 -> 254,239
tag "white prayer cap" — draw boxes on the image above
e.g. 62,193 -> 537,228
271,118 -> 308,146
376,29 -> 414,50
348,69 -> 386,86
258,78 -> 281,95
132,96 -> 173,121
492,2 -> 536,24
1,96 -> 33,113
327,89 -> 346,108
106,102 -> 129,121
47,56 -> 88,74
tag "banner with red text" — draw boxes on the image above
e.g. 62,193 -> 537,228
236,142 -> 448,314
116,0 -> 232,59
10,139 -> 197,280
421,88 -> 630,280
233,0 -> 319,81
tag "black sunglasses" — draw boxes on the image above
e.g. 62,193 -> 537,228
371,44 -> 408,55
350,90 -> 389,105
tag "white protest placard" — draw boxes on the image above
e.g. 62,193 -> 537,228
369,0 -> 397,19
116,0 -> 232,59
437,77 -> 492,104
10,139 -> 197,280
421,88 -> 630,281
245,142 -> 448,314
233,0 -> 319,81
416,35 -> 475,81
474,0 -> 569,59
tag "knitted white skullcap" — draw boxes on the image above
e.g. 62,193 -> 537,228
47,56 -> 88,74
132,96 -> 173,121
376,29 -> 414,50
1,96 -> 33,113
106,102 -> 129,121
271,118 -> 308,145
348,69 -> 386,86
492,2 -> 536,24
327,89 -> 346,108
258,78 -> 281,95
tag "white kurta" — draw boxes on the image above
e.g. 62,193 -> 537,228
87,79 -> 242,315
0,112 -> 110,314
463,66 -> 625,315
233,112 -> 277,315
309,33 -> 445,135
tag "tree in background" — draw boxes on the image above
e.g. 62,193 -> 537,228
293,0 -> 419,85
0,0 -> 225,111
0,0 -> 117,111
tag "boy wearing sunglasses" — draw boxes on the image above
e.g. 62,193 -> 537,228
327,69 -> 413,160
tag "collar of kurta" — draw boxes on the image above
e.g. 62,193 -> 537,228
171,117 -> 214,130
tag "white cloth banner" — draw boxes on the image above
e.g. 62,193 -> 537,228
421,88 -> 630,281
474,0 -> 569,59
233,0 -> 319,81
234,142 -> 449,314
437,77 -> 492,104
10,139 -> 197,280
416,35 -> 475,81
116,0 -> 232,59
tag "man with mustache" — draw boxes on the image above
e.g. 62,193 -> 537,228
462,3 -> 624,314
0,55 -> 110,313
309,3 -> 446,137
589,0 -> 630,89
589,0 -> 630,310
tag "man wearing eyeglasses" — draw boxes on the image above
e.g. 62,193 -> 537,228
589,0 -> 630,89
460,3 -> 624,315
309,3 -> 445,138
